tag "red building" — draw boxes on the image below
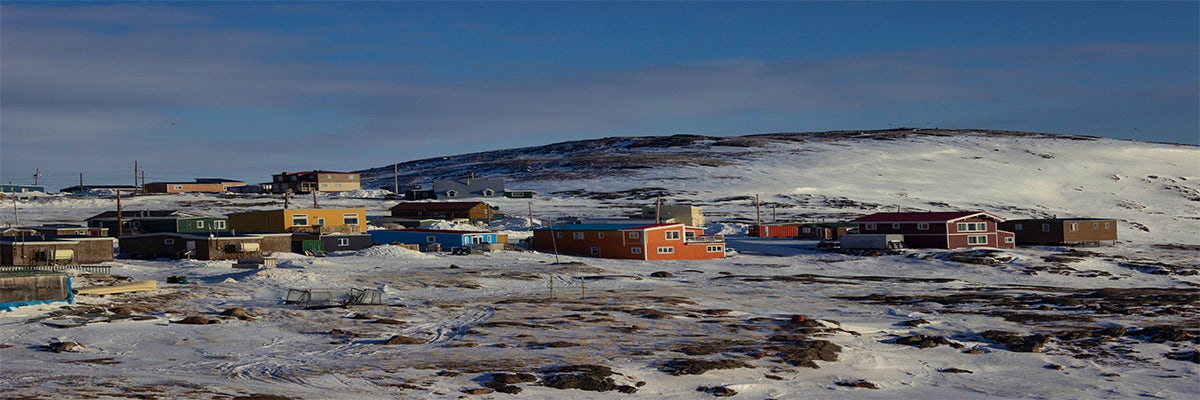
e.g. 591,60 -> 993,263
748,223 -> 801,238
531,223 -> 725,260
850,211 -> 1015,250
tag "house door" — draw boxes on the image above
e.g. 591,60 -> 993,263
186,241 -> 196,251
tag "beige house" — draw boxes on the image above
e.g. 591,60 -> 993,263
642,204 -> 704,227
271,170 -> 361,194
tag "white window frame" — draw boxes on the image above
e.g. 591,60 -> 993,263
1104,222 -> 1110,229
343,213 -> 360,226
556,232 -> 563,238
1092,222 -> 1099,229
630,247 -> 642,254
656,246 -> 675,254
214,220 -> 227,229
572,232 -> 584,240
196,221 -> 205,229
917,223 -> 929,230
1042,223 -> 1051,232
316,218 -> 326,226
865,223 -> 877,230
597,232 -> 605,239
482,189 -> 495,197
173,185 -> 183,190
590,246 -> 599,255
426,236 -> 436,243
337,238 -> 350,246
957,222 -> 987,232
706,245 -> 723,253
292,214 -> 309,227
892,223 -> 901,229
1069,223 -> 1078,232
446,190 -> 458,198
628,232 -> 640,239
967,235 -> 988,245
1004,237 -> 1014,243
164,238 -> 175,245
665,230 -> 681,240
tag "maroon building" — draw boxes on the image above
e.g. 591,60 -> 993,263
850,211 -> 1015,250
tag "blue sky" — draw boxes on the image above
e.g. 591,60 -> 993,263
2,1 -> 1197,190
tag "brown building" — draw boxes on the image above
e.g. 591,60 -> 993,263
271,170 -> 361,194
999,218 -> 1118,246
118,232 -> 292,260
1,236 -> 116,266
389,201 -> 497,223
144,178 -> 245,194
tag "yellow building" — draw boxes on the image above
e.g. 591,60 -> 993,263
227,208 -> 367,234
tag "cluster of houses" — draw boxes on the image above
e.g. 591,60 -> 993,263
751,211 -> 1118,250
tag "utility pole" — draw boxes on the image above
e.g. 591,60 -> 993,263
772,204 -> 777,223
312,189 -> 318,208
134,160 -> 138,192
79,172 -> 84,192
527,202 -> 533,227
655,195 -> 662,223
393,163 -> 399,194
755,194 -> 761,226
33,168 -> 40,185
141,170 -> 146,194
117,189 -> 123,236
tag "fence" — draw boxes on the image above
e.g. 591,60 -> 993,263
0,265 -> 113,274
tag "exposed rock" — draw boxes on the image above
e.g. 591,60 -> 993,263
383,335 -> 426,345
174,316 -> 219,325
491,372 -> 537,384
46,341 -> 85,353
697,386 -> 738,397
894,334 -> 961,349
372,318 -> 406,325
540,365 -> 619,392
1045,364 -> 1064,370
461,388 -> 493,395
835,379 -> 879,389
1131,326 -> 1191,343
1165,350 -> 1199,364
650,271 -> 674,278
770,339 -> 841,368
221,307 -> 252,320
938,368 -> 973,374
661,358 -> 751,376
900,318 -> 930,327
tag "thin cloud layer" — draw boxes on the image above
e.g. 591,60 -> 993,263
1,4 -> 1196,190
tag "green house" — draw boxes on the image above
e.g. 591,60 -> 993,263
86,210 -> 230,236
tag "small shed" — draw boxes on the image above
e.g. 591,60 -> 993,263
0,271 -> 72,311
369,229 -> 499,250
1,236 -> 116,266
119,233 -> 268,260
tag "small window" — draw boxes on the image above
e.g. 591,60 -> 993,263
426,236 -> 436,243
214,220 -> 227,229
556,232 -> 563,238
446,190 -> 458,198
656,246 -> 675,254
337,238 -> 350,246
572,232 -> 584,240
892,223 -> 900,229
1013,223 -> 1023,231
802,227 -> 811,233
590,246 -> 599,255
967,235 -> 988,245
1069,223 -> 1078,232
957,222 -> 987,232
482,189 -> 495,197
630,247 -> 642,254
917,223 -> 929,230
597,232 -> 605,239
349,175 -> 357,180
706,245 -> 723,253
1042,223 -> 1051,232
173,185 -> 183,190
1093,222 -> 1099,229
665,231 -> 680,240
316,218 -> 325,226
164,238 -> 175,245
1104,222 -> 1110,229
343,213 -> 360,226
1004,237 -> 1014,243
292,214 -> 309,226
629,232 -> 640,239
865,223 -> 877,230
196,221 -> 205,229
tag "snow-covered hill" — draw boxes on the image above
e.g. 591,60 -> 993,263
361,129 -> 1200,243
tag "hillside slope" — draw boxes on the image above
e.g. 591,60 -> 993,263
360,129 -> 1200,243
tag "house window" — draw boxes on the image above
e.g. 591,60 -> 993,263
1004,237 -> 1014,243
892,223 -> 901,229
1013,223 -> 1023,231
657,246 -> 675,254
802,227 -> 811,233
631,247 -> 642,254
967,235 -> 988,245
292,214 -> 309,226
707,245 -> 723,253
164,238 -> 175,245
349,175 -> 357,180
426,236 -> 436,243
685,231 -> 696,240
1069,223 -> 1078,232
598,232 -> 605,239
337,238 -> 350,247
917,223 -> 929,230
665,231 -> 681,240
573,232 -> 584,240
1093,222 -> 1099,229
316,218 -> 325,226
1042,223 -> 1051,232
446,190 -> 458,198
629,232 -> 641,239
343,213 -> 360,226
556,232 -> 563,238
482,189 -> 495,197
590,246 -> 599,255
865,223 -> 877,230
1104,222 -> 1110,229
196,221 -> 205,229
173,185 -> 183,190
214,220 -> 227,229
957,222 -> 987,232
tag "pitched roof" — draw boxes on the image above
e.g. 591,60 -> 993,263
86,210 -> 206,220
382,229 -> 492,234
850,211 -> 1003,223
389,201 -> 490,211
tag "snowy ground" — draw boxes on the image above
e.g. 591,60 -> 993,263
2,133 -> 1198,398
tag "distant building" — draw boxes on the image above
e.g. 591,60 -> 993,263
1,184 -> 45,194
999,218 -> 1118,246
1,235 -> 116,266
849,211 -> 1015,250
118,232 -> 292,260
641,204 -> 704,227
271,171 -> 361,194
86,210 -> 228,237
59,184 -> 137,193
433,178 -> 504,200
531,223 -> 725,260
144,178 -> 246,194
369,229 -> 499,251
389,201 -> 499,224
227,208 -> 367,234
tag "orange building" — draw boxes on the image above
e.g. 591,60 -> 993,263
531,223 -> 725,260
